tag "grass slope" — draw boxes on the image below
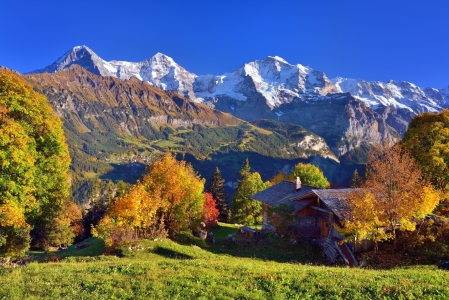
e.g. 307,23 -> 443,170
1,225 -> 448,299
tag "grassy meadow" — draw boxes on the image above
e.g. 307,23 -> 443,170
1,224 -> 448,299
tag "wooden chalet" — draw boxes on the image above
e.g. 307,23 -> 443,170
252,178 -> 365,266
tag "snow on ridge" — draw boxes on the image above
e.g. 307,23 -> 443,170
266,56 -> 289,64
31,45 -> 449,114
195,72 -> 247,101
332,76 -> 446,113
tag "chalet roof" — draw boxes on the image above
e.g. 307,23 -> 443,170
312,189 -> 361,220
251,180 -> 319,212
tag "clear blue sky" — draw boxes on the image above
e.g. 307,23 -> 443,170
1,0 -> 449,88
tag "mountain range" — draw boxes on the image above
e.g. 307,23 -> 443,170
16,45 -> 448,202
29,46 -> 449,156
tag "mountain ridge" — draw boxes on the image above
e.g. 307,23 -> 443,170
28,45 -> 449,115
28,45 -> 447,155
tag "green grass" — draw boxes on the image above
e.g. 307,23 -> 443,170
27,237 -> 106,261
1,225 -> 448,299
155,140 -> 180,148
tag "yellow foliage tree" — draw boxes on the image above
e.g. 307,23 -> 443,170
338,190 -> 387,253
141,153 -> 205,232
340,146 -> 442,251
0,69 -> 71,254
0,200 -> 30,258
108,183 -> 161,235
94,153 -> 205,248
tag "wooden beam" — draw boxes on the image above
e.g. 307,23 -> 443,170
310,206 -> 332,214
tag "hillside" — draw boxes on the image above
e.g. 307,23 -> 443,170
23,66 -> 353,203
1,225 -> 448,299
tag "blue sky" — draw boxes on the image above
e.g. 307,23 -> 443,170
1,0 -> 449,88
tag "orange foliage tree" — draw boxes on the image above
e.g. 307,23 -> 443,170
94,153 -> 205,248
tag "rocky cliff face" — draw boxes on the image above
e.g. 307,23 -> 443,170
273,94 -> 398,156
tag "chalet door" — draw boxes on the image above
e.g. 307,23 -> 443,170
321,219 -> 330,238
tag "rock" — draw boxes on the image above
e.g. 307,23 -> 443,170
438,261 -> 449,270
192,229 -> 207,240
206,231 -> 215,244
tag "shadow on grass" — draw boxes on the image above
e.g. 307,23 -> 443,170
154,247 -> 194,260
27,237 -> 106,261
173,225 -> 326,265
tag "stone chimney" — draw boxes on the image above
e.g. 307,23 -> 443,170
295,177 -> 301,191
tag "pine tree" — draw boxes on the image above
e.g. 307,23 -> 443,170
350,169 -> 361,188
240,158 -> 251,178
231,159 -> 269,225
208,167 -> 229,222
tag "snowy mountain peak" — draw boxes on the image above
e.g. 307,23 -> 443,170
72,45 -> 91,51
29,45 -> 105,75
265,56 -> 289,64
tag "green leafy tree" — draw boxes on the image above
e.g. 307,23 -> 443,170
0,70 -> 71,255
289,163 -> 330,188
401,110 -> 449,214
231,159 -> 270,225
47,202 -> 84,248
208,167 -> 229,222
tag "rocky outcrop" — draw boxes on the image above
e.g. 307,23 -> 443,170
231,93 -> 399,156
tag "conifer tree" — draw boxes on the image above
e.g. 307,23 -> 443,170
208,167 -> 229,222
231,159 -> 270,225
240,158 -> 251,178
350,169 -> 362,188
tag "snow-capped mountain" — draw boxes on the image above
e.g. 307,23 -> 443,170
29,46 -> 197,99
29,46 -> 449,155
194,56 -> 339,108
30,45 -> 449,116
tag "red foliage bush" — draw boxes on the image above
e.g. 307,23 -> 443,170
203,193 -> 219,227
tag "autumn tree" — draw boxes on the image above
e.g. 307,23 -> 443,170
208,167 -> 229,222
231,159 -> 270,225
401,110 -> 449,214
269,171 -> 289,184
289,163 -> 330,188
142,153 -> 205,233
0,70 -> 71,255
342,146 -> 441,248
0,201 -> 30,258
203,192 -> 219,227
47,201 -> 84,248
94,153 -> 205,246
338,190 -> 387,253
